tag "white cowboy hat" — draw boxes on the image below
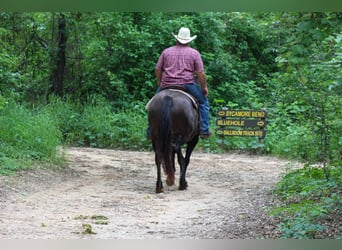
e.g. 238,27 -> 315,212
172,27 -> 197,44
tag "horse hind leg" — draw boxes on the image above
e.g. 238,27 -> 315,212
176,149 -> 188,190
155,154 -> 164,193
178,136 -> 199,191
165,151 -> 175,186
156,165 -> 164,193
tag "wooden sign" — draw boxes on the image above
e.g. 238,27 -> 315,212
216,109 -> 267,138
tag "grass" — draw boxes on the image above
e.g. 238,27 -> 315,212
0,101 -> 61,175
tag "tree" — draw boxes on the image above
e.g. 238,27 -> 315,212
271,12 -> 342,170
49,13 -> 67,97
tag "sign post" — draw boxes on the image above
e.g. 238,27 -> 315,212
216,108 -> 267,139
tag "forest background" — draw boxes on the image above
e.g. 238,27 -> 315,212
0,12 -> 341,238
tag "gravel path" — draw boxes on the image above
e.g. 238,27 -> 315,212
0,147 -> 292,239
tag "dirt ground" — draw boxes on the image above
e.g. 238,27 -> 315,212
0,147 -> 295,239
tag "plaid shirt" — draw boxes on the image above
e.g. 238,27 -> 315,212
156,44 -> 204,87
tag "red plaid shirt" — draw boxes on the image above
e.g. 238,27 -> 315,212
156,44 -> 204,87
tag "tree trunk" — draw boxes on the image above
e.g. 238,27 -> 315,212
50,13 -> 67,97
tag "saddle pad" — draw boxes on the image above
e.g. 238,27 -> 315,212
146,89 -> 198,110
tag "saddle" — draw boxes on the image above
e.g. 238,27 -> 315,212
146,86 -> 198,110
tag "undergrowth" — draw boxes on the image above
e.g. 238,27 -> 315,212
270,165 -> 342,239
0,101 -> 61,175
45,96 -> 149,150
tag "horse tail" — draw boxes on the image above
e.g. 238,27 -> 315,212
159,95 -> 174,184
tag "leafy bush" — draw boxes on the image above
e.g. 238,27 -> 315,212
265,124 -> 319,160
270,165 -> 342,238
45,96 -> 151,150
44,95 -> 82,144
71,99 -> 149,150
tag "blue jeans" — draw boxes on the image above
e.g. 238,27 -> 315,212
156,83 -> 210,133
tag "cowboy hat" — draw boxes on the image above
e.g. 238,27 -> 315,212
172,27 -> 197,44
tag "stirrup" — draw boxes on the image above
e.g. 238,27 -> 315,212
200,131 -> 212,139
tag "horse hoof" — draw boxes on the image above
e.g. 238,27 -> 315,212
166,180 -> 173,186
178,184 -> 188,190
166,176 -> 175,186
156,188 -> 164,193
179,181 -> 188,190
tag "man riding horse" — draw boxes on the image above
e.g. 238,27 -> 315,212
149,27 -> 211,139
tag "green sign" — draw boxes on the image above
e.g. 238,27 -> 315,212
216,109 -> 267,138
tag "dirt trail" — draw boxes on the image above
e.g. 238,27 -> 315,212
0,147 -> 294,239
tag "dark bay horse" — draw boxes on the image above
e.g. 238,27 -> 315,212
147,89 -> 199,193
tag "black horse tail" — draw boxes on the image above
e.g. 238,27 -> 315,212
159,95 -> 174,184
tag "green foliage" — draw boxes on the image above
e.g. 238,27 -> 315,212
0,101 -> 61,175
270,165 -> 342,238
265,123 -> 320,160
264,13 -> 342,166
0,93 -> 7,111
0,12 -> 279,106
0,13 -> 52,102
45,96 -> 151,150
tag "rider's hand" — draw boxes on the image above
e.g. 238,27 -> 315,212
202,87 -> 209,97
